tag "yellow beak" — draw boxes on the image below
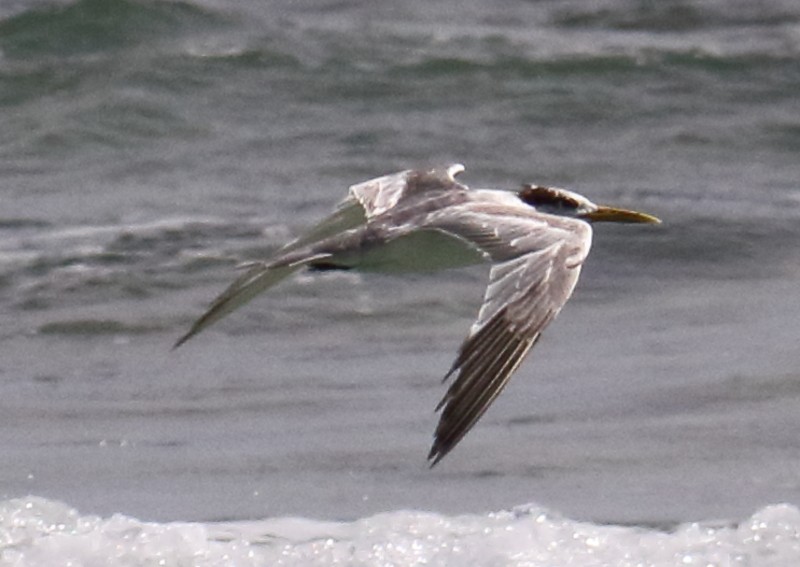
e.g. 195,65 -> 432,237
582,205 -> 661,224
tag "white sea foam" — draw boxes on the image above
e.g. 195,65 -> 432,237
2,497 -> 800,566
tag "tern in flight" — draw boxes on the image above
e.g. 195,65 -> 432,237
175,164 -> 660,466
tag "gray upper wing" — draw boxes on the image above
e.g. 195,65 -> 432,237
175,165 -> 467,347
426,211 -> 592,465
348,163 -> 467,218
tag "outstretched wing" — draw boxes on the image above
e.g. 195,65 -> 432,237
174,164 -> 468,348
173,261 -> 305,348
426,211 -> 593,465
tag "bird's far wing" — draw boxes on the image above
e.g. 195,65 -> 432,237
280,197 -> 367,254
173,260 -> 314,348
427,215 -> 592,465
174,188 -> 367,349
348,163 -> 467,218
173,167 -> 414,349
174,165 -> 468,348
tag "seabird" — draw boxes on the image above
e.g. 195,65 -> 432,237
175,164 -> 660,466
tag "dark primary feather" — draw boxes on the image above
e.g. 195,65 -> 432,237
424,217 -> 590,466
429,307 -> 540,466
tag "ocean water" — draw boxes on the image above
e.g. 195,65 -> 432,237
1,0 -> 800,564
3,497 -> 800,566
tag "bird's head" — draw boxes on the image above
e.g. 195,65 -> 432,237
518,184 -> 661,224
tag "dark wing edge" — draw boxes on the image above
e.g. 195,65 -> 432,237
428,307 -> 546,467
428,238 -> 587,466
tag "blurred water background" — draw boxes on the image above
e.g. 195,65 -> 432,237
1,0 -> 800,564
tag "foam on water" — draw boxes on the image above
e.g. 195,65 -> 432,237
2,496 -> 800,566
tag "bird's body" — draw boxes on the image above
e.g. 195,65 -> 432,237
175,164 -> 660,465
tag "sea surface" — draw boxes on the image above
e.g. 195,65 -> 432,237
1,0 -> 800,565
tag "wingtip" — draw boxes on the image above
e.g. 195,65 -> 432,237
427,448 -> 443,469
172,326 -> 199,350
171,333 -> 191,351
427,436 -> 452,468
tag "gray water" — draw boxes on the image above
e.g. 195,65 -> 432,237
1,0 -> 800,526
